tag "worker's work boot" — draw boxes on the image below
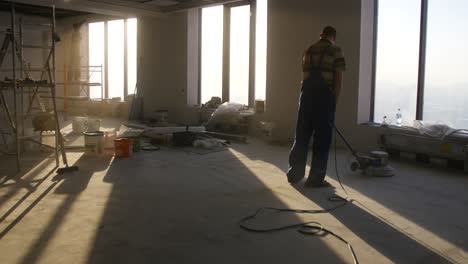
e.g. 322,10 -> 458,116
287,168 -> 304,184
304,167 -> 332,188
304,177 -> 332,188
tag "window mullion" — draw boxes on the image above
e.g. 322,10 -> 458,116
104,21 -> 109,99
416,0 -> 428,120
222,6 -> 230,103
124,19 -> 128,98
197,8 -> 202,105
370,0 -> 379,122
248,1 -> 256,107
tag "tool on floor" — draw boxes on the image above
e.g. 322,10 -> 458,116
54,94 -> 78,174
129,57 -> 143,121
332,124 -> 395,177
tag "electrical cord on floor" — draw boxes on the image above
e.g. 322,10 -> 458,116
239,129 -> 358,264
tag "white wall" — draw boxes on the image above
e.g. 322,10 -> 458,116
264,0 -> 379,149
139,12 -> 198,124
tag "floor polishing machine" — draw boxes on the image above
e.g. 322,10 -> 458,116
333,124 -> 395,177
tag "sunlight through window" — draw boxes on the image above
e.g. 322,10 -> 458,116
88,19 -> 137,100
88,22 -> 104,99
255,0 -> 267,101
127,18 -> 138,95
107,20 -> 125,100
229,5 -> 250,105
374,0 -> 420,124
201,6 -> 224,104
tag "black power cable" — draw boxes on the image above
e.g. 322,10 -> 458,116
239,129 -> 358,264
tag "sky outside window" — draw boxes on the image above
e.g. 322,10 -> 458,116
423,0 -> 468,128
255,0 -> 267,101
374,0 -> 421,125
229,5 -> 250,105
201,6 -> 224,104
107,19 -> 125,100
127,18 -> 137,95
88,22 -> 104,99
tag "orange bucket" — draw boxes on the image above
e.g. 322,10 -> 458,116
114,138 -> 132,158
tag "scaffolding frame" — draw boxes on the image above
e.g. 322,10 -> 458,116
58,65 -> 103,98
0,2 -> 67,173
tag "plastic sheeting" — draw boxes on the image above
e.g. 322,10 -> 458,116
413,120 -> 456,140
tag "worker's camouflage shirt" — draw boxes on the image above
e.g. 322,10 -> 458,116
302,39 -> 346,89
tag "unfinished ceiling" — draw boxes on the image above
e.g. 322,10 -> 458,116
87,0 -> 245,12
0,1 -> 92,18
5,0 -> 246,17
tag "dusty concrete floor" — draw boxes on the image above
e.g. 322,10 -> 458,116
0,139 -> 467,263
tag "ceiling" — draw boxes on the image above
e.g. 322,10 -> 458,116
0,1 -> 92,18
87,0 -> 244,12
1,0 -> 246,18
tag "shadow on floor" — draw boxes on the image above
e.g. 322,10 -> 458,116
231,142 -> 454,263
0,151 -> 54,184
345,156 -> 468,256
0,152 -> 112,264
84,147 -> 345,264
0,152 -> 56,214
293,184 -> 449,263
53,154 -> 112,194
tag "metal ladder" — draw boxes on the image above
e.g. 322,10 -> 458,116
0,3 -> 72,174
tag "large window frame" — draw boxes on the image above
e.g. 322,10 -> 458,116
198,0 -> 258,106
88,18 -> 137,100
372,0 -> 428,122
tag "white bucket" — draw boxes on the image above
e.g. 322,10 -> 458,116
83,131 -> 104,154
72,117 -> 101,133
72,117 -> 87,134
87,119 -> 101,131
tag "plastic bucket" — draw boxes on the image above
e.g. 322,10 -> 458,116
72,117 -> 87,134
114,138 -> 132,158
83,131 -> 105,154
86,119 -> 101,131
73,117 -> 101,133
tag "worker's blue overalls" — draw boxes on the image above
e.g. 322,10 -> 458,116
287,47 -> 336,185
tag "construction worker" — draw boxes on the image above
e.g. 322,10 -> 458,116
287,26 -> 346,187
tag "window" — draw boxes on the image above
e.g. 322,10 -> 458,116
255,0 -> 268,101
107,20 -> 125,99
88,18 -> 137,100
200,1 -> 268,106
127,18 -> 138,95
374,0 -> 420,125
201,6 -> 224,104
88,22 -> 104,99
424,0 -> 468,128
229,5 -> 250,105
374,0 -> 468,129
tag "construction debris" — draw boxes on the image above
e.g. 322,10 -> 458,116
206,102 -> 252,134
203,96 -> 222,109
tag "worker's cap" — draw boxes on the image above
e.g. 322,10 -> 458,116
321,26 -> 337,38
